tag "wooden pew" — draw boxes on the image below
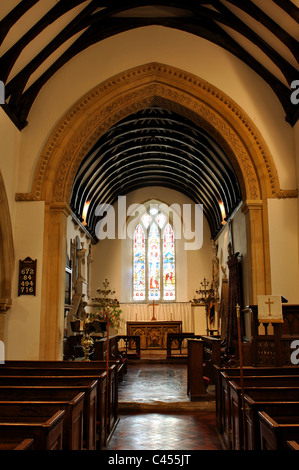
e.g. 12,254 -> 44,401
1,361 -> 118,427
0,361 -> 118,438
0,438 -> 34,450
0,364 -> 115,447
244,394 -> 299,450
0,380 -> 98,450
66,334 -> 127,381
259,411 -> 299,450
0,409 -> 65,450
229,380 -> 299,450
0,393 -> 84,450
92,338 -> 128,381
214,365 -> 299,437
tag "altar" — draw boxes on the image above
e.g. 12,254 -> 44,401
118,302 -> 206,340
127,321 -> 182,350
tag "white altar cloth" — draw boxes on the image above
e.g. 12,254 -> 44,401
118,302 -> 193,335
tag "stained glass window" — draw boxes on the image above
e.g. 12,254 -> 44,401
141,213 -> 152,229
163,224 -> 175,300
133,210 -> 175,301
148,223 -> 160,300
156,213 -> 166,228
133,223 -> 145,301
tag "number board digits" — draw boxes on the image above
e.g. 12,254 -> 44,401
18,257 -> 37,296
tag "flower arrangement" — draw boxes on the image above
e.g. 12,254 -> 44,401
91,278 -> 123,330
94,305 -> 123,329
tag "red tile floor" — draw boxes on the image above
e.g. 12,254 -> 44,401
106,360 -> 224,451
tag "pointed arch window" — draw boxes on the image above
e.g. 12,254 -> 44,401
133,209 -> 175,301
133,223 -> 146,301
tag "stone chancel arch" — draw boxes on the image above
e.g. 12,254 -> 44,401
20,63 -> 287,205
0,171 -> 15,344
16,63 -> 291,359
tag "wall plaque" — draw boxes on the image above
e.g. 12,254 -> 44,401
18,257 -> 37,296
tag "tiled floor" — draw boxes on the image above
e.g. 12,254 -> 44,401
106,360 -> 223,451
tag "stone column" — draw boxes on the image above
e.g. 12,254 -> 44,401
39,202 -> 71,360
241,200 -> 271,304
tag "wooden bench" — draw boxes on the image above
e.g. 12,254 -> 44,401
214,365 -> 299,437
0,438 -> 34,450
1,360 -> 118,433
244,394 -> 299,450
0,379 -> 98,450
229,381 -> 299,450
0,363 -> 116,446
66,335 -> 127,381
0,393 -> 84,450
259,411 -> 299,450
0,409 -> 65,450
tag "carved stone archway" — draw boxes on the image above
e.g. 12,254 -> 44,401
16,63 -> 294,359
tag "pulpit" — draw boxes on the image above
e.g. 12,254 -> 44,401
241,304 -> 299,366
127,321 -> 182,350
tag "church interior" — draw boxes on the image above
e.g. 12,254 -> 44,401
0,0 -> 299,453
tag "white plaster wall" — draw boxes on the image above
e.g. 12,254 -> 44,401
267,198 -> 299,304
16,27 -> 295,195
5,201 -> 45,359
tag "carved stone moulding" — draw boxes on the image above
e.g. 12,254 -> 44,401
14,62 -> 294,207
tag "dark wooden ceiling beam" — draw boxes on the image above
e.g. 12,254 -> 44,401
81,154 -> 228,216
272,0 -> 299,22
86,172 -> 222,237
4,0 -> 100,102
0,0 -> 89,83
212,1 -> 297,84
87,142 -> 237,205
224,0 -> 299,60
70,106 -> 242,239
1,1 -> 297,128
0,0 -> 39,46
72,137 -> 239,214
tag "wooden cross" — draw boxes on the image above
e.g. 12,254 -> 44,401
148,299 -> 158,321
265,297 -> 274,316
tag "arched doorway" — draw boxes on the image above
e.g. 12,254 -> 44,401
16,63 -> 285,359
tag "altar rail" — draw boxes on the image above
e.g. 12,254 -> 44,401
241,304 -> 299,367
116,336 -> 141,359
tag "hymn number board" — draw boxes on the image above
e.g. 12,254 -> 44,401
18,257 -> 37,296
